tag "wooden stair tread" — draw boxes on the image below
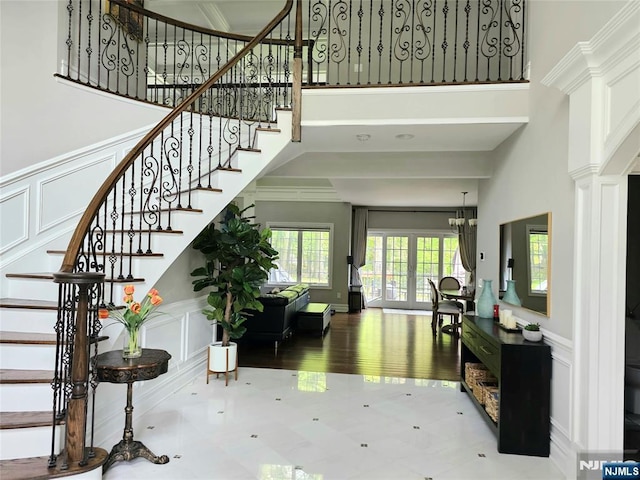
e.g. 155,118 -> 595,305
103,229 -> 183,234
0,411 -> 63,429
4,274 -> 145,283
193,186 -> 223,193
0,332 -> 57,345
0,332 -> 108,346
108,277 -> 145,283
256,127 -> 281,133
0,447 -> 108,480
103,206 -> 204,214
46,250 -> 164,257
0,369 -> 54,384
5,273 -> 53,280
237,147 -> 261,153
0,299 -> 57,310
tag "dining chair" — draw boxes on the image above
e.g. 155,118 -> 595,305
429,279 -> 464,334
438,276 -> 461,291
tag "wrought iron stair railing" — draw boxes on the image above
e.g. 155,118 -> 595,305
49,0 -> 295,472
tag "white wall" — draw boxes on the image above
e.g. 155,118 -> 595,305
476,0 -> 628,339
0,1 -> 166,176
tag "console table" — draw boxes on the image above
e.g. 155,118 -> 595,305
460,315 -> 551,456
95,348 -> 171,471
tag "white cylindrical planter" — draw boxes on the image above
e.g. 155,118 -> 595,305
206,342 -> 238,386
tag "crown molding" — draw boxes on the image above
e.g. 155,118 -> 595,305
253,185 -> 342,203
541,0 -> 640,94
569,163 -> 601,181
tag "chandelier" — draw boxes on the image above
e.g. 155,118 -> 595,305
448,191 -> 477,231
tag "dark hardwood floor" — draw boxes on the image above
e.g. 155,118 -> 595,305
238,308 -> 461,381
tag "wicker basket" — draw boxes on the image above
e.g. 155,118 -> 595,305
464,362 -> 486,389
485,387 -> 499,423
465,363 -> 495,395
473,379 -> 498,405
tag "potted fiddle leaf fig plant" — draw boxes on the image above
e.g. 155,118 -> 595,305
191,203 -> 278,384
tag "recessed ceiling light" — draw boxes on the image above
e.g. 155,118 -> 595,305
395,133 -> 414,140
356,134 -> 371,141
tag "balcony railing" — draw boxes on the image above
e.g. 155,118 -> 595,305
60,0 -> 527,109
304,0 -> 527,86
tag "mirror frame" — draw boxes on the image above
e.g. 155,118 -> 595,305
499,212 -> 551,317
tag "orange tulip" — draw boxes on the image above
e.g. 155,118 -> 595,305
123,294 -> 134,304
150,295 -> 163,306
148,288 -> 159,297
123,285 -> 135,296
98,308 -> 109,319
130,302 -> 141,314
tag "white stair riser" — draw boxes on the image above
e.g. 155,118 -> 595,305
0,309 -> 57,334
0,384 -> 54,411
1,344 -> 57,370
5,278 -> 59,301
0,425 -> 62,460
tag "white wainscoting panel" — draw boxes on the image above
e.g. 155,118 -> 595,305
185,306 -> 214,363
0,186 -> 29,254
37,155 -> 115,234
145,313 -> 184,359
543,330 -> 574,478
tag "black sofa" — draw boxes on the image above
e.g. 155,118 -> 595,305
241,284 -> 310,344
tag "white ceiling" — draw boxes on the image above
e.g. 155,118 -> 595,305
146,0 -> 531,208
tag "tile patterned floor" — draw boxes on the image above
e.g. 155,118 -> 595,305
102,367 -> 566,480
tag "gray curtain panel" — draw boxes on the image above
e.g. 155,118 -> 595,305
351,207 -> 368,293
458,208 -> 477,287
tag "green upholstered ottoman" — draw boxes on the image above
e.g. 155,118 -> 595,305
297,303 -> 331,336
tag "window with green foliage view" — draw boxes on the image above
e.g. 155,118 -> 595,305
268,225 -> 332,287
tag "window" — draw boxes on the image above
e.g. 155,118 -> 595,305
268,224 -> 332,287
527,226 -> 548,295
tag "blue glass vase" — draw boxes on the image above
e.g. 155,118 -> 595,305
477,279 -> 497,318
502,279 -> 522,306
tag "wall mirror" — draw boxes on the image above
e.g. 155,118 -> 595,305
499,212 -> 551,316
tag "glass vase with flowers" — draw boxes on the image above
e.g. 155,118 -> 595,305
99,285 -> 163,359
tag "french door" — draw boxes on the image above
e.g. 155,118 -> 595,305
361,231 -> 462,309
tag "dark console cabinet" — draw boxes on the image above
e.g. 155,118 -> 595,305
461,315 -> 551,456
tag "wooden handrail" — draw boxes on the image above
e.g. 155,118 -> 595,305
60,0 -> 294,272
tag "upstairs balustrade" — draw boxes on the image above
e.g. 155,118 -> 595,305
61,0 -> 527,108
304,0 -> 527,86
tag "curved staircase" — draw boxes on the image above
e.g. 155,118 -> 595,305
0,106 -> 292,477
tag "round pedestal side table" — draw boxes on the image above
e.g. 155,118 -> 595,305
94,348 -> 171,472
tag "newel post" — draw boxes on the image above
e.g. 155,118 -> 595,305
51,271 -> 104,469
292,0 -> 303,142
